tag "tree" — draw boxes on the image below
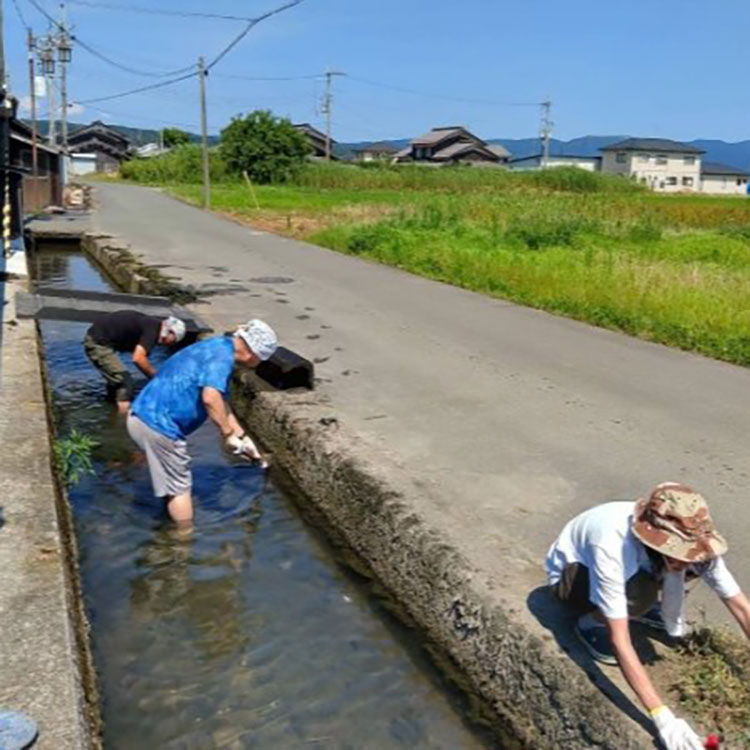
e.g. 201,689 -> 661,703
162,127 -> 190,148
219,110 -> 310,184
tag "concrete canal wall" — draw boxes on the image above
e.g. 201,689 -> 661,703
0,263 -> 98,750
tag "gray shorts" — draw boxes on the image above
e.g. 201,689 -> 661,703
127,413 -> 191,498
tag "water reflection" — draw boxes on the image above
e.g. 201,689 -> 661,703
35,247 -> 499,750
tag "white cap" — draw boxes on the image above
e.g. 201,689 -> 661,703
235,319 -> 278,361
163,315 -> 186,343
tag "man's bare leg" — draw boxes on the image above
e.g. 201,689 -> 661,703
166,491 -> 193,528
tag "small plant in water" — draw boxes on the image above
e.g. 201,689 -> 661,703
54,429 -> 98,486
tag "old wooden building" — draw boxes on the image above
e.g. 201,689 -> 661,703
67,120 -> 131,173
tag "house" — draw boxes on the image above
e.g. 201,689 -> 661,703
9,113 -> 63,213
700,161 -> 749,196
66,120 -> 132,173
509,153 -> 601,172
352,142 -> 398,163
600,138 -> 703,192
395,126 -> 510,166
293,123 -> 338,160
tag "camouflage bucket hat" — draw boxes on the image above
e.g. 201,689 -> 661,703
632,482 -> 728,562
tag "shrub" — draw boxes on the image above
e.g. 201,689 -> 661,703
219,110 -> 309,184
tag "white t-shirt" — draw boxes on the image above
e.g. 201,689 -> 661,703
546,500 -> 740,620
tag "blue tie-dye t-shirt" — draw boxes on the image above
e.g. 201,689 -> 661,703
132,337 -> 235,440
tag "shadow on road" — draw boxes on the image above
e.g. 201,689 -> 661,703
526,585 -> 660,743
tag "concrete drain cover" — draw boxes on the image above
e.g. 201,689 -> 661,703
249,276 -> 295,284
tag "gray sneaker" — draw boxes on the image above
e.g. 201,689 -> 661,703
574,622 -> 618,665
633,605 -> 666,631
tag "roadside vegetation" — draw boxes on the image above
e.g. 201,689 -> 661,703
121,127 -> 750,367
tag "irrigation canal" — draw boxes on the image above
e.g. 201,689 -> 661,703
33,243 -> 501,750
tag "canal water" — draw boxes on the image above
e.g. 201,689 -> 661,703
34,246 -> 500,750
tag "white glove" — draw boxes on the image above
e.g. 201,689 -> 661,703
226,433 -> 261,461
652,707 -> 704,750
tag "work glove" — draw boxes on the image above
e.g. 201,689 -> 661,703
652,707 -> 704,750
226,433 -> 265,465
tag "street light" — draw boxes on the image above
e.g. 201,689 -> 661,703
57,34 -> 72,64
40,45 -> 55,75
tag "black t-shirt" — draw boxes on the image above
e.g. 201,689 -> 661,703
88,311 -> 162,353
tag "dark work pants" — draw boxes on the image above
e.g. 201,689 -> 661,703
554,563 -> 659,618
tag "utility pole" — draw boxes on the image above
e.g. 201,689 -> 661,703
197,56 -> 209,209
57,10 -> 72,156
540,99 -> 553,169
27,29 -> 38,177
0,0 -> 11,257
321,68 -> 345,161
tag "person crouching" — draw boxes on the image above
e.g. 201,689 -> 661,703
84,310 -> 186,414
546,482 -> 750,750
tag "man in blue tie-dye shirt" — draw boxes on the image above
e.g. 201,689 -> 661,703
127,319 -> 278,526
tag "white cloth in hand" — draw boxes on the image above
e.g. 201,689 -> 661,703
226,434 -> 261,460
653,708 -> 704,750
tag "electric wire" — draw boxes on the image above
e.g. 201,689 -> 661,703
74,71 -> 198,105
65,0 -> 254,22
346,75 -> 541,107
11,0 -> 30,29
24,0 -> 197,77
68,0 -> 307,104
206,0 -> 305,70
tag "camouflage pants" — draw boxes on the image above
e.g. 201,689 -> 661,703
83,333 -> 134,402
554,563 -> 659,617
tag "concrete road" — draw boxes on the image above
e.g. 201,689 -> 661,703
89,182 -> 750,611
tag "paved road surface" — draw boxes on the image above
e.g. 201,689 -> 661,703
90,182 -> 750,642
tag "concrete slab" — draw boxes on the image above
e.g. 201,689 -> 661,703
0,274 -> 95,750
68,180 -> 750,748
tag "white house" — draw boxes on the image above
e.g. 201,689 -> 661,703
700,161 -> 749,196
600,138 -> 704,192
509,153 -> 601,172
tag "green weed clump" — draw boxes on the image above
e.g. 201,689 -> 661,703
672,627 -> 750,748
54,429 -> 98,486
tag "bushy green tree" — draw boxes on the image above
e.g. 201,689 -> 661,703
162,127 -> 191,148
219,110 -> 310,183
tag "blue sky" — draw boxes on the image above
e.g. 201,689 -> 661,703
4,0 -> 750,143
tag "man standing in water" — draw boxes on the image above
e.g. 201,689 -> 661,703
546,482 -> 750,750
84,311 -> 186,414
127,319 -> 278,526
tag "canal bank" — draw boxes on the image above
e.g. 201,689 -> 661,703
0,259 -> 96,749
59,183 -> 667,750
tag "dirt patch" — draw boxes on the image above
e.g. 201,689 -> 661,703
219,204 -> 396,240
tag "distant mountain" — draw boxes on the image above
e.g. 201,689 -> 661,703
23,120 -> 219,147
338,134 -> 750,171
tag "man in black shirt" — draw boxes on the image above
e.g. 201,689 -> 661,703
83,310 -> 186,414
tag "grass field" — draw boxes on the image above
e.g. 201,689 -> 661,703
122,159 -> 750,366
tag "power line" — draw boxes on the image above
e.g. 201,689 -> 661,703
207,0 -> 305,70
65,0 -> 254,22
212,72 -> 321,82
69,0 -> 307,105
75,70 -> 197,105
11,0 -> 29,28
24,0 -> 195,77
346,75 -> 542,107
